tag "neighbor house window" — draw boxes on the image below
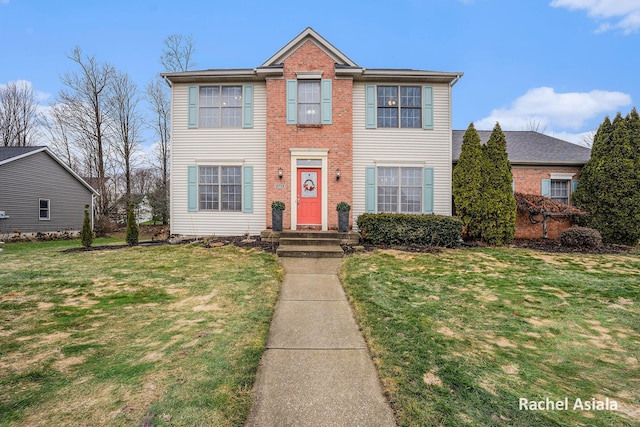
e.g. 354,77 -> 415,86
198,166 -> 242,211
198,86 -> 242,128
297,81 -> 321,124
377,167 -> 422,213
550,180 -> 570,205
377,86 -> 421,128
39,199 -> 50,220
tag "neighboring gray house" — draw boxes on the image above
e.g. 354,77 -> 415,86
0,146 -> 98,236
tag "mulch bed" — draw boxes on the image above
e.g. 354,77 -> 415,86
60,235 -> 635,256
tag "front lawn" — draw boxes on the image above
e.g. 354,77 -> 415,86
0,240 -> 281,426
341,248 -> 640,426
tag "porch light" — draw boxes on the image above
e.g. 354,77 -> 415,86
278,167 -> 283,180
336,168 -> 341,180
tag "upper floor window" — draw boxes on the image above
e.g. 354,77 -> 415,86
297,81 -> 321,125
366,85 -> 433,130
199,86 -> 242,128
377,86 -> 421,128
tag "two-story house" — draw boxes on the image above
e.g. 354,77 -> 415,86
162,27 -> 463,236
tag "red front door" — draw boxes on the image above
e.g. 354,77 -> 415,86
297,168 -> 322,226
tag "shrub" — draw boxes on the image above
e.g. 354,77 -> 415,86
81,204 -> 93,248
271,201 -> 285,211
357,213 -> 462,248
559,227 -> 603,249
336,202 -> 351,212
126,202 -> 139,246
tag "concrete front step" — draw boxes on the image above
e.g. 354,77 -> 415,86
278,237 -> 340,247
276,244 -> 344,258
260,230 -> 360,245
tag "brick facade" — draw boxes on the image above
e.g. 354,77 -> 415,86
513,165 -> 582,239
265,41 -> 353,230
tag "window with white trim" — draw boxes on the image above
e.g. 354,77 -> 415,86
39,199 -> 50,220
199,86 -> 242,128
550,180 -> 570,205
377,86 -> 421,128
198,166 -> 242,211
297,81 -> 321,124
377,167 -> 422,213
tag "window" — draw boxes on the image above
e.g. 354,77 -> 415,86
377,86 -> 421,128
198,166 -> 242,211
39,199 -> 50,220
377,167 -> 422,213
198,86 -> 242,128
550,180 -> 569,204
297,81 -> 321,124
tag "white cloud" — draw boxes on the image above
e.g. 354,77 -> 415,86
474,86 -> 631,132
550,0 -> 640,33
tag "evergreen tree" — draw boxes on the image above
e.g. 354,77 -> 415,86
126,202 -> 139,246
477,123 -> 516,245
453,123 -> 484,237
575,110 -> 640,245
81,204 -> 93,248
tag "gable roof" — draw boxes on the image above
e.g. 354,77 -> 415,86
452,130 -> 592,166
0,146 -> 99,195
260,27 -> 359,68
161,27 -> 463,85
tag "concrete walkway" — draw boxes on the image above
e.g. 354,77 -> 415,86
245,258 -> 396,427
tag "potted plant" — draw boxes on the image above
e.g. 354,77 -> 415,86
271,201 -> 285,232
336,202 -> 350,232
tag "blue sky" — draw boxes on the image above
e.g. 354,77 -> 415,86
1,0 -> 639,147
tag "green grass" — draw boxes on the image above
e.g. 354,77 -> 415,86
341,247 -> 640,426
0,239 -> 281,426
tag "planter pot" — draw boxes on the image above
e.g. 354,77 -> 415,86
272,210 -> 283,232
338,210 -> 349,232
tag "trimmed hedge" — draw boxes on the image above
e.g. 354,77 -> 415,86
357,213 -> 462,248
559,227 -> 603,249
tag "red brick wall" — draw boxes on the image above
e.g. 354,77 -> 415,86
513,165 -> 582,239
265,41 -> 353,230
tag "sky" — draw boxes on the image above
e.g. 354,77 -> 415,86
1,0 -> 639,148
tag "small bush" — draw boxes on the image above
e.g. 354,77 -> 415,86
357,213 -> 462,248
126,203 -> 139,246
559,227 -> 603,249
81,204 -> 93,248
271,201 -> 285,211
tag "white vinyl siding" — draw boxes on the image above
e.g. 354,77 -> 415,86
353,82 -> 453,225
170,83 -> 267,236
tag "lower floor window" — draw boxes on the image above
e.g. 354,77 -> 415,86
39,199 -> 50,220
377,167 -> 422,213
199,166 -> 242,211
550,180 -> 569,204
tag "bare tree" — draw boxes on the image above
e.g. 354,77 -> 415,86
579,130 -> 596,148
160,34 -> 196,72
145,78 -> 171,224
524,119 -> 548,134
58,47 -> 115,218
0,80 -> 40,146
109,71 -> 143,205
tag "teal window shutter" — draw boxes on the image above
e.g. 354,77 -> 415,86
365,85 -> 376,129
286,80 -> 297,124
321,79 -> 332,124
188,165 -> 197,211
422,86 -> 433,130
571,179 -> 579,193
242,85 -> 254,129
365,167 -> 376,213
541,179 -> 551,197
188,86 -> 198,129
243,166 -> 254,213
423,167 -> 434,214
